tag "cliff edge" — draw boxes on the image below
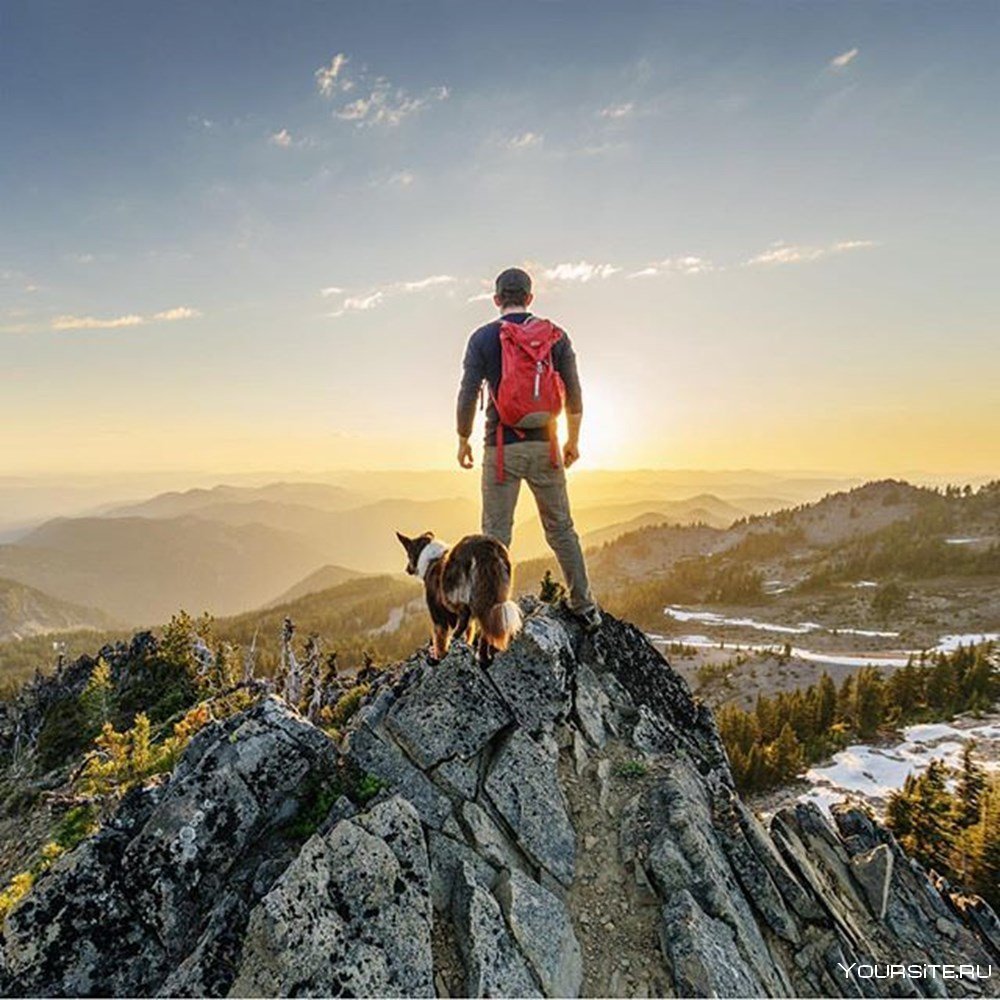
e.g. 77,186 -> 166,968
1,602 -> 997,997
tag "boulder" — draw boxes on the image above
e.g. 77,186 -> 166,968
483,729 -> 575,886
495,867 -> 583,998
452,862 -> 540,998
229,797 -> 433,998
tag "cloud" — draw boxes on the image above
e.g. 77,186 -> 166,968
627,256 -> 714,278
152,306 -> 201,322
325,274 -> 457,318
544,261 -> 620,283
316,54 -> 449,128
51,306 -> 201,331
505,131 -> 544,150
315,53 -> 350,97
829,48 -> 859,70
269,128 -> 293,147
401,274 -> 455,292
832,239 -> 878,252
745,239 -> 877,266
576,141 -> 629,157
387,170 -> 415,187
343,291 -> 384,311
52,313 -> 145,331
467,291 -> 494,304
598,102 -> 635,119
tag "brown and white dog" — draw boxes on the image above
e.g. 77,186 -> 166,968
396,531 -> 523,665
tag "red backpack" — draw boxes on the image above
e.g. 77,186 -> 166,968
489,316 -> 565,482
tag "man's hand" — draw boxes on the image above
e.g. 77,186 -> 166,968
457,436 -> 474,469
563,411 -> 583,468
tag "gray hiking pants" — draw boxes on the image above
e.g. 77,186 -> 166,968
482,440 -> 596,613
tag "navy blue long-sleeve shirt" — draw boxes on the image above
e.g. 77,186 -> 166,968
456,311 -> 583,446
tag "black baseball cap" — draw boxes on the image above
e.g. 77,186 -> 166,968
494,267 -> 532,296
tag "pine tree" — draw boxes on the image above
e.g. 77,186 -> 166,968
539,570 -> 566,604
853,667 -> 885,739
815,673 -> 837,733
772,723 -> 805,783
954,743 -> 986,829
968,775 -> 1000,908
907,761 -> 957,874
79,658 -> 114,730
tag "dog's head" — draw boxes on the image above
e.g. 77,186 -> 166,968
396,530 -> 436,576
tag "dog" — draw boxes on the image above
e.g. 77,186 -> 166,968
396,530 -> 523,665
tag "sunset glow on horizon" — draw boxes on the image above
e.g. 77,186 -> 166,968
2,2 -> 998,479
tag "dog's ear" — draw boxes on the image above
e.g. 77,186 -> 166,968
395,530 -> 411,549
421,531 -> 435,541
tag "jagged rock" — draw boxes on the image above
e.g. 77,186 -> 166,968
229,797 -> 433,998
1,697 -> 338,997
484,728 -> 576,886
460,800 -> 526,874
659,889 -> 768,997
573,662 -> 609,749
432,755 -> 480,800
3,606 -> 997,1000
850,844 -> 894,921
383,653 -> 512,770
487,630 -> 569,732
495,867 -> 583,998
453,862 -> 540,998
426,830 -> 498,913
344,723 -> 453,830
643,763 -> 792,996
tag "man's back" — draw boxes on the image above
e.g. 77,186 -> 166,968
456,311 -> 582,447
454,267 -> 601,631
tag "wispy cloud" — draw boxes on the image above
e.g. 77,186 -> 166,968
505,131 -> 544,150
598,102 -> 635,119
315,53 -> 350,97
316,52 -> 449,128
325,274 -> 457,318
544,261 -> 620,283
745,239 -> 877,266
52,306 -> 201,331
401,274 -> 455,292
627,256 -> 714,278
152,306 -> 200,322
268,128 -> 293,147
575,141 -> 629,157
340,291 -> 384,313
829,48 -> 859,70
370,169 -> 415,189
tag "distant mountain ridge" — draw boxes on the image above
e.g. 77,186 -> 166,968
0,578 -> 114,642
263,564 -> 368,607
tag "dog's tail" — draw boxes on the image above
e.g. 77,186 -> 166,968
479,600 -> 523,652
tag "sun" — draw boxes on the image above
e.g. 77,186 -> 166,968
558,379 -> 625,469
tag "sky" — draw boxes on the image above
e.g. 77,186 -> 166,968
2,0 -> 998,477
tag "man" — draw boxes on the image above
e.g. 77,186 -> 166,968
456,266 -> 602,631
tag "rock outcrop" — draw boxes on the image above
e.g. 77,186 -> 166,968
1,602 -> 997,997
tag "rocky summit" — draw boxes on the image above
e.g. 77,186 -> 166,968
1,601 -> 998,998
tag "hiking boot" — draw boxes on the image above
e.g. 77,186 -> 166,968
572,605 -> 603,635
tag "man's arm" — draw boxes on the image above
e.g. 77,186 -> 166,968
456,332 -> 484,469
555,333 -> 583,467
